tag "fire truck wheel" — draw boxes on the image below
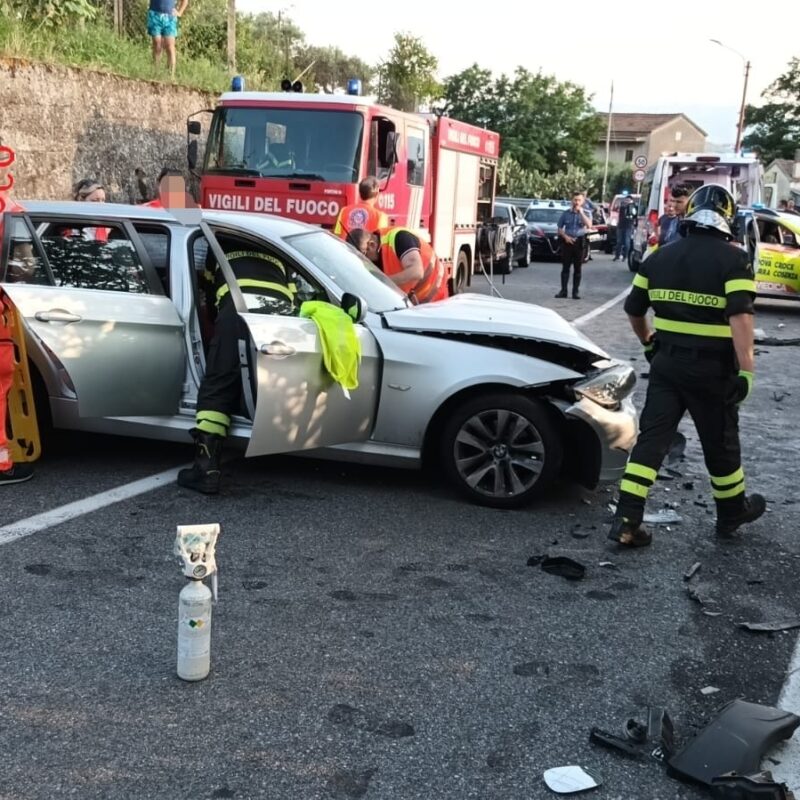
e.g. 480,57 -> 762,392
453,250 -> 469,294
439,392 -> 562,509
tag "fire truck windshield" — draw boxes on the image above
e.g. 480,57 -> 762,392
204,107 -> 363,183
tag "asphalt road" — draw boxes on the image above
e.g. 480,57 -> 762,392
1,252 -> 799,800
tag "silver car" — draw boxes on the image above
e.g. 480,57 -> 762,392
1,202 -> 637,508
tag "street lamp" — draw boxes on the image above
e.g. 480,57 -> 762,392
709,39 -> 751,153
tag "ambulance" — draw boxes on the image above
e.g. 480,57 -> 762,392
744,207 -> 800,300
630,152 -> 763,271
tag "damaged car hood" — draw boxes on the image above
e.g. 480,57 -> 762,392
382,294 -> 608,358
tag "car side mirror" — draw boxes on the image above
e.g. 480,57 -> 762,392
341,292 -> 367,323
188,120 -> 202,136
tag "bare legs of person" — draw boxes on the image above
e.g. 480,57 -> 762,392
164,36 -> 177,77
151,35 -> 163,67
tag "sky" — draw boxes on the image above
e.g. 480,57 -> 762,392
236,0 -> 799,147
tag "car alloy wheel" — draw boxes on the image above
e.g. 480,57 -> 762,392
440,393 -> 562,508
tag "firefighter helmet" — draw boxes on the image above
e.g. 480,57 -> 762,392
683,184 -> 737,238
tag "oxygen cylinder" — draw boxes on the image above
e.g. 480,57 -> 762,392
177,577 -> 213,681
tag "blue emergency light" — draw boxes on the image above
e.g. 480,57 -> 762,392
231,75 -> 245,92
347,79 -> 362,96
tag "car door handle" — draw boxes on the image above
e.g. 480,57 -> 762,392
260,341 -> 296,357
34,309 -> 82,324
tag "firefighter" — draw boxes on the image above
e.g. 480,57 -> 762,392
347,227 -> 448,304
609,184 -> 765,547
0,291 -> 34,485
333,177 -> 389,240
177,241 -> 296,494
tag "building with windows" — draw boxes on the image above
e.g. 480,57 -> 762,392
594,113 -> 707,166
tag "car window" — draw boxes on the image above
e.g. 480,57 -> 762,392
195,229 -> 328,318
524,208 -> 562,224
3,216 -> 51,285
779,222 -> 799,248
494,205 -> 510,221
134,224 -> 171,294
32,218 -> 150,293
286,230 -> 407,313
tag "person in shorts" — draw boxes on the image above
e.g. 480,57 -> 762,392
147,0 -> 188,77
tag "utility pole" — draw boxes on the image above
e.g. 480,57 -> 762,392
601,81 -> 614,203
735,60 -> 751,153
227,0 -> 236,73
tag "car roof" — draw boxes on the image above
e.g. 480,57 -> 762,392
13,201 -> 319,237
527,199 -> 569,208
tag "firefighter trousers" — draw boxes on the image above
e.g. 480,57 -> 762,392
195,302 -> 247,437
616,345 -> 747,524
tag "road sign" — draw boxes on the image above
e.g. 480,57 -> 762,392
633,168 -> 646,182
634,155 -> 648,169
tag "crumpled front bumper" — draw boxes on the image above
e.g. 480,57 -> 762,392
556,395 -> 637,484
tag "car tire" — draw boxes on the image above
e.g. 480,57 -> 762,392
517,243 -> 530,269
439,393 -> 562,509
493,256 -> 513,276
452,250 -> 469,294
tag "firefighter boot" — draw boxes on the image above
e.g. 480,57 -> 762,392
177,430 -> 224,494
716,493 -> 766,537
608,516 -> 652,548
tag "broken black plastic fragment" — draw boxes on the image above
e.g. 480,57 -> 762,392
667,700 -> 800,787
710,770 -> 796,799
589,727 -> 643,759
541,557 -> 586,581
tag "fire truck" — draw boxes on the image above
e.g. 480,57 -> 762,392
187,88 -> 501,293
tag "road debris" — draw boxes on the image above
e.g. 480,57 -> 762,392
643,509 -> 682,525
541,557 -> 586,581
542,765 -> 602,794
737,619 -> 800,633
700,686 -> 720,695
683,562 -> 702,581
589,727 -> 643,759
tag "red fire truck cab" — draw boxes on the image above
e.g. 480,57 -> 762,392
188,91 -> 500,293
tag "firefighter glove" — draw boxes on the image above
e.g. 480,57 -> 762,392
642,334 -> 657,364
730,369 -> 753,405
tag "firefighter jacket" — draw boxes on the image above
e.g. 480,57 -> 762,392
625,232 -> 756,354
212,249 -> 296,314
333,202 -> 389,239
378,227 -> 448,304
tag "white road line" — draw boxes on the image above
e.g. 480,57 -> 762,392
0,465 -> 185,546
769,640 -> 800,790
572,287 -> 630,327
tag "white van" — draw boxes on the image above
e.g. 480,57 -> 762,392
629,153 -> 763,271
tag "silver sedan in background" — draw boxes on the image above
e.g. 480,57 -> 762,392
1,202 -> 637,508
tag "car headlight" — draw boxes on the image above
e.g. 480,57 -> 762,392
572,362 -> 636,409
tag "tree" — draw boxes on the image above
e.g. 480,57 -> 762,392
235,11 -> 305,88
442,65 -> 601,175
743,57 -> 800,164
4,0 -> 97,27
296,45 -> 374,94
377,33 -> 440,112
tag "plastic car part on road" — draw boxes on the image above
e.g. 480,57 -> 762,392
667,699 -> 800,787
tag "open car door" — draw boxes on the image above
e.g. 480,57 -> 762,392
238,312 -> 380,456
199,222 -> 380,457
1,211 -> 186,417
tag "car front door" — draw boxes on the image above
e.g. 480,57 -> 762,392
198,223 -> 380,457
1,212 -> 186,417
754,213 -> 800,299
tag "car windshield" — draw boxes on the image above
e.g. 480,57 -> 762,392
286,230 -> 408,313
525,208 -> 563,223
204,107 -> 363,183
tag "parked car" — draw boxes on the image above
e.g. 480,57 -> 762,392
589,204 -> 611,253
525,200 -> 571,261
488,201 -> 531,273
1,202 -> 637,508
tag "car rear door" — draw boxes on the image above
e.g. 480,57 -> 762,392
1,211 -> 186,417
197,223 -> 380,457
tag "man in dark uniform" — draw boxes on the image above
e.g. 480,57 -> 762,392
609,184 -> 765,547
556,191 -> 593,299
177,240 -> 296,494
